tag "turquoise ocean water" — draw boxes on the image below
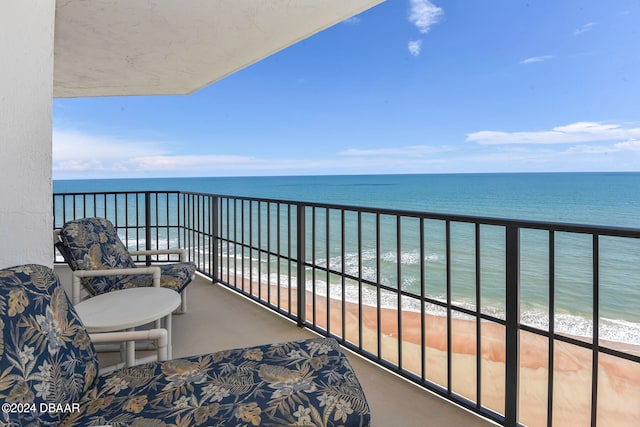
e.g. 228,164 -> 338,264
54,173 -> 640,345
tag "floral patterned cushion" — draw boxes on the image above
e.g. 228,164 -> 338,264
1,265 -> 371,426
110,263 -> 197,294
62,338 -> 371,427
0,264 -> 99,426
58,217 -> 195,296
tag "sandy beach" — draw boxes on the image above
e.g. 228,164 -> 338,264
224,274 -> 640,427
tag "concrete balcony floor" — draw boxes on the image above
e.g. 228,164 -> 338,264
55,266 -> 495,427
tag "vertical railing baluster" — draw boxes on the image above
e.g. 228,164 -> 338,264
267,202 -> 271,305
186,194 -> 196,262
72,193 -> 77,220
505,225 -> 520,427
241,199 -> 245,293
249,200 -> 253,296
144,192 -> 152,266
397,215 -> 402,371
446,220 -> 452,393
234,199 -> 238,289
165,193 -> 170,252
341,209 -> 346,342
197,195 -> 202,267
376,213 -> 381,360
420,217 -> 426,382
591,234 -> 600,427
212,196 -> 219,282
358,211 -> 363,351
226,198 -> 230,283
475,223 -> 482,409
312,207 -> 316,328
288,204 -> 292,314
178,193 -> 183,258
326,207 -> 331,334
155,193 -> 159,254
114,194 -> 119,245
277,203 -> 281,310
61,195 -> 67,224
547,230 -> 555,427
296,203 -> 306,327
125,193 -> 129,254
258,201 -> 262,301
183,195 -> 188,263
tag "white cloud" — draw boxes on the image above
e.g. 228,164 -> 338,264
339,145 -> 452,157
614,139 -> 640,151
52,129 -> 172,178
52,125 -> 640,179
409,0 -> 443,34
125,153 -> 447,176
408,40 -> 423,56
52,130 -> 276,175
565,145 -> 615,155
467,122 -> 640,145
53,129 -> 165,161
519,55 -> 554,65
51,129 -> 407,177
450,142 -> 640,173
129,155 -> 261,171
574,22 -> 597,36
55,159 -> 105,172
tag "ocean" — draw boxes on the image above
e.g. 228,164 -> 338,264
54,172 -> 640,345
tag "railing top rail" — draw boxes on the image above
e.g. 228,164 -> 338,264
54,190 -> 640,239
54,190 -> 182,196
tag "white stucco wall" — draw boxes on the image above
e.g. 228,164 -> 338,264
0,2 -> 55,268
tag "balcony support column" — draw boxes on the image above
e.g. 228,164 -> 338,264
0,1 -> 55,268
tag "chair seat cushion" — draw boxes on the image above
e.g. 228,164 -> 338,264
111,263 -> 197,293
61,338 -> 371,427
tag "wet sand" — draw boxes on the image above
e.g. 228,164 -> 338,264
224,275 -> 640,427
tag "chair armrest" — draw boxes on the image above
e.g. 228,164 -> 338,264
71,266 -> 161,305
90,329 -> 168,361
130,248 -> 186,262
53,229 -> 61,245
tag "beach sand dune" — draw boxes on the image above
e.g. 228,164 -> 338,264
224,275 -> 640,426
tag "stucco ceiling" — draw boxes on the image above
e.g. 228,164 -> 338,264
53,0 -> 384,98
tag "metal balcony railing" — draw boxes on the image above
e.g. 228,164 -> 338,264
53,190 -> 640,427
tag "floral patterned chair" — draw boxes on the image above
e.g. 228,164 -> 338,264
0,264 -> 371,426
55,217 -> 196,312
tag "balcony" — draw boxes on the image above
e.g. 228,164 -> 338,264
54,264 -> 493,427
54,190 -> 640,427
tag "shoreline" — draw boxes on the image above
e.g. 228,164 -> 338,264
237,274 -> 640,352
222,275 -> 640,427
229,271 -> 640,349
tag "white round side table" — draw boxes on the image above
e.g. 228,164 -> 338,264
75,287 -> 181,365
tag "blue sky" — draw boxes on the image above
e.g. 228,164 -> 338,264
53,0 -> 640,179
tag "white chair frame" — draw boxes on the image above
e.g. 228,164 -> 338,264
54,230 -> 188,312
89,328 -> 168,375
